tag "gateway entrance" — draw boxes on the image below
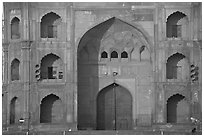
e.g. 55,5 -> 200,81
97,84 -> 132,130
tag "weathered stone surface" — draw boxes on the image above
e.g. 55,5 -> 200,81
2,2 -> 202,132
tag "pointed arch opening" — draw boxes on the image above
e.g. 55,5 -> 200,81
111,51 -> 118,59
40,94 -> 63,123
11,58 -> 20,81
10,97 -> 18,124
166,53 -> 186,80
41,12 -> 61,38
77,17 -> 150,130
101,51 -> 108,58
166,11 -> 187,38
121,51 -> 128,58
11,17 -> 20,39
167,94 -> 189,123
40,53 -> 63,80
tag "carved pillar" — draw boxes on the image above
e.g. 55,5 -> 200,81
21,40 -> 31,130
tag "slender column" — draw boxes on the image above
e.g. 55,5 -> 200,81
22,2 -> 30,41
2,43 -> 9,129
21,40 -> 31,132
70,3 -> 78,129
3,43 -> 9,84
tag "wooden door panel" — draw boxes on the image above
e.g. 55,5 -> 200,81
97,85 -> 132,130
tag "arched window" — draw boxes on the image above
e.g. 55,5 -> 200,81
111,51 -> 118,58
121,51 -> 128,58
166,11 -> 187,38
166,53 -> 185,79
11,17 -> 20,39
40,53 -> 63,80
101,51 -> 108,58
11,59 -> 20,81
41,12 -> 61,38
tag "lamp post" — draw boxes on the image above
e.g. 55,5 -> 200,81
113,72 -> 118,130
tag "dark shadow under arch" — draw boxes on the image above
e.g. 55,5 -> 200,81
40,53 -> 63,80
10,97 -> 18,124
166,53 -> 185,79
166,11 -> 187,38
11,17 -> 20,39
40,12 -> 61,38
40,94 -> 63,123
11,58 -> 20,81
167,94 -> 185,123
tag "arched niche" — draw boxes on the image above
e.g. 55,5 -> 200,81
40,12 -> 62,38
40,53 -> 63,80
11,17 -> 20,39
11,58 -> 20,81
40,94 -> 63,123
166,11 -> 188,38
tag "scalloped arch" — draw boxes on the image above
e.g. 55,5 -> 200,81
40,11 -> 62,22
166,10 -> 189,23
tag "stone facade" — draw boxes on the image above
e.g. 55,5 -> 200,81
2,2 -> 202,131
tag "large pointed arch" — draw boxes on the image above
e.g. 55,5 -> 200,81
77,17 -> 152,54
77,17 -> 152,130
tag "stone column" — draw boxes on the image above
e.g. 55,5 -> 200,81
3,43 -> 9,84
22,2 -> 30,41
21,40 -> 31,131
70,3 -> 77,130
156,84 -> 165,123
2,43 -> 9,129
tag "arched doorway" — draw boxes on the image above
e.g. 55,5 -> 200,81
97,84 -> 132,130
10,97 -> 18,124
40,94 -> 63,123
77,17 -> 151,130
167,94 -> 189,123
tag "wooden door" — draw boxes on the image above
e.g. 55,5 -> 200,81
97,84 -> 132,130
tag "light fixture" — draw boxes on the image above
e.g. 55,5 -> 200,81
113,72 -> 118,76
